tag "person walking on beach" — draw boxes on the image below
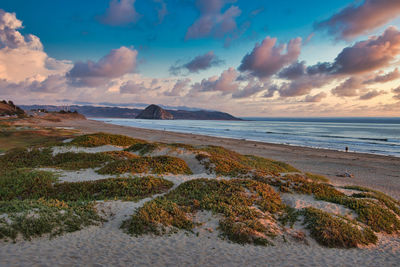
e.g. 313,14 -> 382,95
345,146 -> 349,152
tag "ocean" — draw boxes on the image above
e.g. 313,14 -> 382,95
93,117 -> 400,157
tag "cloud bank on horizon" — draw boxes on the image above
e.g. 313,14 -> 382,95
0,0 -> 400,116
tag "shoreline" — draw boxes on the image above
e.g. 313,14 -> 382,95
93,117 -> 400,158
94,118 -> 400,159
32,118 -> 400,199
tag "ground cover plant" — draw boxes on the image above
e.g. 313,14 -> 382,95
97,156 -> 193,175
195,146 -> 299,176
0,122 -> 77,152
0,199 -> 103,241
302,207 -> 377,248
122,178 -> 284,246
69,133 -> 147,147
254,174 -> 400,237
0,169 -> 173,241
0,170 -> 173,202
0,148 -> 116,171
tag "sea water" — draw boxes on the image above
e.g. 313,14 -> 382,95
93,117 -> 400,157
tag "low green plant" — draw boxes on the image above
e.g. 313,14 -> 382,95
97,156 -> 193,175
302,207 -> 377,248
123,178 -> 283,245
0,170 -> 173,202
69,133 -> 147,147
0,199 -> 103,241
195,146 -> 299,176
0,170 -> 56,201
50,177 -> 173,201
125,143 -> 160,155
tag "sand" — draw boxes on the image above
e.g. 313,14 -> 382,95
1,117 -> 400,267
33,118 -> 400,199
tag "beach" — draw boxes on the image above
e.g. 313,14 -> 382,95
35,118 -> 400,199
1,116 -> 400,267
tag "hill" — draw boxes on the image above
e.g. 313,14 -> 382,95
20,104 -> 241,120
0,100 -> 26,117
136,104 -> 174,120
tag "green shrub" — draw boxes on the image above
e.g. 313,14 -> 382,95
97,156 -> 193,175
302,207 -> 377,248
0,199 -> 103,241
122,198 -> 193,236
196,146 -> 299,176
51,177 -> 173,201
123,178 -> 283,246
125,143 -> 160,155
69,133 -> 147,147
0,170 -> 56,201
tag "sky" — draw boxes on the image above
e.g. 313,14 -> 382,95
1,0 -> 400,117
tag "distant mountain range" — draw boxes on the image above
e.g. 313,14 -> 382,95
20,104 -> 241,121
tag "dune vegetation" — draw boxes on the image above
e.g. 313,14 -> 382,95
0,128 -> 399,248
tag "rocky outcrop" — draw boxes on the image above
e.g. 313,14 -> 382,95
135,105 -> 174,120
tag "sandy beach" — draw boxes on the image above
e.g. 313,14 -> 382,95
36,118 -> 400,199
1,117 -> 400,267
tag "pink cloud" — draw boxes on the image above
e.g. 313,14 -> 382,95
191,67 -> 239,94
67,46 -> 138,87
98,0 -> 140,26
363,68 -> 400,84
238,36 -> 302,79
185,0 -> 241,40
304,92 -> 327,102
316,0 -> 400,40
359,90 -> 387,100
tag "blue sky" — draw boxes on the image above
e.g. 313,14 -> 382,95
1,0 -> 400,116
1,0 -> 353,77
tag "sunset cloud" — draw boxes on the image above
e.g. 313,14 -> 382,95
316,0 -> 400,40
185,0 -> 241,40
165,78 -> 191,96
67,46 -> 138,87
359,90 -> 387,100
98,0 -> 141,26
363,68 -> 400,84
191,67 -> 239,93
304,92 -> 327,102
238,37 -> 302,79
169,51 -> 223,75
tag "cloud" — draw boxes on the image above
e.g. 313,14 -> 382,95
98,0 -> 140,26
119,80 -> 147,94
330,27 -> 400,74
0,9 -> 71,83
331,77 -> 363,97
67,46 -> 138,87
28,75 -> 68,93
278,75 -> 331,97
393,86 -> 400,100
231,80 -> 266,99
304,27 -> 400,76
316,0 -> 400,40
238,36 -> 302,79
278,61 -> 307,80
304,92 -> 327,102
363,68 -> 400,84
191,67 -> 239,93
169,51 -> 223,75
185,0 -> 241,40
165,78 -> 191,96
359,90 -> 387,100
